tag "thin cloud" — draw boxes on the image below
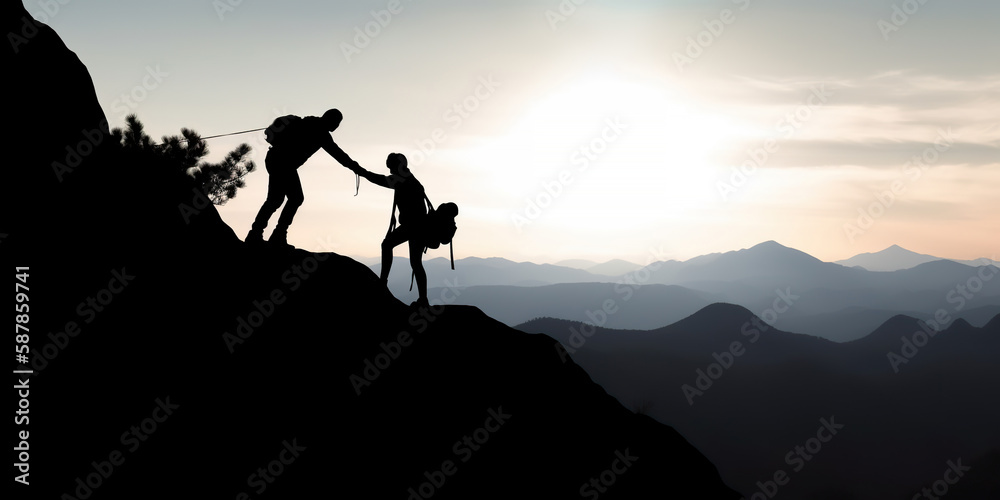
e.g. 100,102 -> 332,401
722,140 -> 1000,169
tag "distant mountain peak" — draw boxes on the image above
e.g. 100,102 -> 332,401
907,259 -> 969,271
950,317 -> 973,330
836,245 -> 943,272
860,313 -> 982,344
698,302 -> 755,316
985,314 -> 1000,332
740,240 -> 796,255
754,240 -> 785,248
747,240 -> 813,256
733,240 -> 823,264
668,303 -> 759,335
587,258 -> 643,276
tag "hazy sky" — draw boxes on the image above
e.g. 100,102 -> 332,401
35,0 -> 999,264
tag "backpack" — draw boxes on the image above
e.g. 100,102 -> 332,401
388,195 -> 459,292
424,202 -> 458,251
264,115 -> 301,146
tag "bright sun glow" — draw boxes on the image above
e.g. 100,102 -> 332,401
472,72 -> 741,230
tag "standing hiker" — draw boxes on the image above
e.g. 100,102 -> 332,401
351,153 -> 457,308
246,109 -> 361,247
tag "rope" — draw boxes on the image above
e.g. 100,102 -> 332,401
185,127 -> 267,143
201,127 -> 267,141
152,126 -> 266,148
164,125 -> 363,197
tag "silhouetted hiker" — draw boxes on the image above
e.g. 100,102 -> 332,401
351,153 -> 458,308
246,109 -> 360,247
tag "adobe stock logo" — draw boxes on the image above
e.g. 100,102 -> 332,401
672,0 -> 753,73
745,416 -> 845,500
680,288 -> 799,405
408,75 -> 501,168
213,0 -> 248,21
843,128 -> 957,243
51,122 -> 112,183
109,65 -> 170,121
349,330 -> 412,396
910,458 -> 971,499
554,245 -> 670,362
406,407 -> 511,499
878,0 -> 934,41
715,85 -> 833,202
9,1 -> 75,54
340,0 -> 414,63
27,268 -> 136,376
887,263 -> 999,373
579,449 -> 639,499
512,117 -> 627,232
545,0 -> 592,31
235,439 -> 307,499
61,397 -> 179,500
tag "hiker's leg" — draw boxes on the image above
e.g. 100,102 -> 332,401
250,165 -> 287,234
272,169 -> 303,239
408,237 -> 427,303
380,226 -> 409,283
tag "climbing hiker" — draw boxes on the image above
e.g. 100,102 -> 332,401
351,153 -> 457,308
246,108 -> 361,247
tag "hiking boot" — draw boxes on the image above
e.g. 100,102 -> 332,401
245,228 -> 264,245
268,231 -> 293,249
410,297 -> 430,309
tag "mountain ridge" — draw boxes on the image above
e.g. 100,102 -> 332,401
836,244 -> 999,271
7,7 -> 740,498
516,305 -> 1000,499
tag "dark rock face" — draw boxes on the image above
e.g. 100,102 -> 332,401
5,6 -> 739,498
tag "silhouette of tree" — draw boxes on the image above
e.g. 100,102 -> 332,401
112,114 -> 255,205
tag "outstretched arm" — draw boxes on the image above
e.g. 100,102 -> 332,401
321,135 -> 361,170
350,164 -> 393,189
